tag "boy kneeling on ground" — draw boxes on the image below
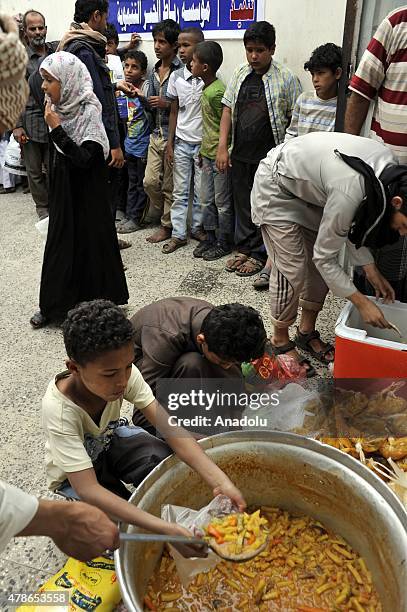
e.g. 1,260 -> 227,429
42,300 -> 245,555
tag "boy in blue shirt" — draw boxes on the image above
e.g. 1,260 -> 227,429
116,51 -> 151,233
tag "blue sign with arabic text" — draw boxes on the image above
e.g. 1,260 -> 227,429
109,1 -> 265,37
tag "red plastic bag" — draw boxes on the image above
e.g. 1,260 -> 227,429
242,345 -> 306,388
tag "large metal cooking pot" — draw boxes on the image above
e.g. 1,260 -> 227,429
115,431 -> 407,611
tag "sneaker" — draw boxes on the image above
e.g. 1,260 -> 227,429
193,240 -> 215,258
203,244 -> 233,261
117,219 -> 143,234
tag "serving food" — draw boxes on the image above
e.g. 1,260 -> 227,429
144,506 -> 382,611
203,510 -> 269,561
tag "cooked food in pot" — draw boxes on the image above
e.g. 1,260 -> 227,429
203,510 -> 269,561
144,507 -> 382,611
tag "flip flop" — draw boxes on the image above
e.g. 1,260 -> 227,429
294,328 -> 335,365
268,340 -> 316,378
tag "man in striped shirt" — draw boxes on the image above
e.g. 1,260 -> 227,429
345,5 -> 407,301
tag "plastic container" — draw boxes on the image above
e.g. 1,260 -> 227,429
334,298 -> 407,378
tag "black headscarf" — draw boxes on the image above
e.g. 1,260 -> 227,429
334,150 -> 407,249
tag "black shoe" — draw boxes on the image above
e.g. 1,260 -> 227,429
118,238 -> 132,250
30,310 -> 48,329
193,240 -> 215,258
0,186 -> 16,194
203,244 -> 233,261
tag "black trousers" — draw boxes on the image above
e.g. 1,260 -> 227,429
231,157 -> 267,263
57,426 -> 172,500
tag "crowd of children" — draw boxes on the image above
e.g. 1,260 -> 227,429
13,3 -> 344,328
106,17 -> 343,281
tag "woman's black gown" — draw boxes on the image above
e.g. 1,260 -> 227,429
39,125 -> 129,320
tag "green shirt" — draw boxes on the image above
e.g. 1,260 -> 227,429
200,79 -> 225,160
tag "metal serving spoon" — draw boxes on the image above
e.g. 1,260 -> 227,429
119,532 -> 268,562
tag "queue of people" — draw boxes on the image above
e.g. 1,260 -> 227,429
3,0 -> 405,341
1,0 -> 407,569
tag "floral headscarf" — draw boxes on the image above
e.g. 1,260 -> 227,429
40,51 -> 109,159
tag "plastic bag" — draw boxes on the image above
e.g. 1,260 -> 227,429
17,556 -> 121,612
242,342 -> 306,389
35,215 -> 49,241
4,134 -> 26,176
242,382 -> 319,432
161,495 -> 237,587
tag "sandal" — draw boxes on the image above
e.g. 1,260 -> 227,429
235,257 -> 264,277
268,340 -> 316,378
294,328 -> 335,365
225,253 -> 248,272
162,237 -> 187,254
253,269 -> 271,290
30,310 -> 48,329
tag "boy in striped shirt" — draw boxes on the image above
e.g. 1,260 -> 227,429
285,43 -> 342,140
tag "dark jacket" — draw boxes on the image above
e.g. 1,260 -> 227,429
64,39 -> 120,149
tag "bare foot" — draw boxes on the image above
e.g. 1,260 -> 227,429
146,226 -> 171,243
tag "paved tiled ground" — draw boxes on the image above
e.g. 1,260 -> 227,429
0,189 -> 343,598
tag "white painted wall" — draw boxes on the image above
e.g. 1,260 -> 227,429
1,0 -> 347,89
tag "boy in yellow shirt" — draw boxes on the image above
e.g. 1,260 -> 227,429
42,300 -> 244,553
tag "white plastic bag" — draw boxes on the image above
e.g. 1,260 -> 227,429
161,495 -> 237,586
242,383 -> 319,432
35,215 -> 49,241
4,134 -> 26,176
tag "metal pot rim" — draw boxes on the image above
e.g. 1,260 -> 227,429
115,430 -> 407,609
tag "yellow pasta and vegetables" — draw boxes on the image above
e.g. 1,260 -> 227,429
144,507 -> 382,611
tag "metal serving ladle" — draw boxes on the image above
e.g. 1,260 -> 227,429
119,532 -> 268,562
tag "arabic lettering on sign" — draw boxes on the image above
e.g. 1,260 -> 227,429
230,0 -> 255,22
110,0 -> 263,34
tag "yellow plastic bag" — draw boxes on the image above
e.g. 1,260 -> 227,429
17,556 -> 121,612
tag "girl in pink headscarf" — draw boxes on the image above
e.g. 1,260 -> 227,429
30,51 -> 128,328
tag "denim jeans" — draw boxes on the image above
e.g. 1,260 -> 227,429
171,137 -> 203,240
201,156 -> 234,244
126,153 -> 147,222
